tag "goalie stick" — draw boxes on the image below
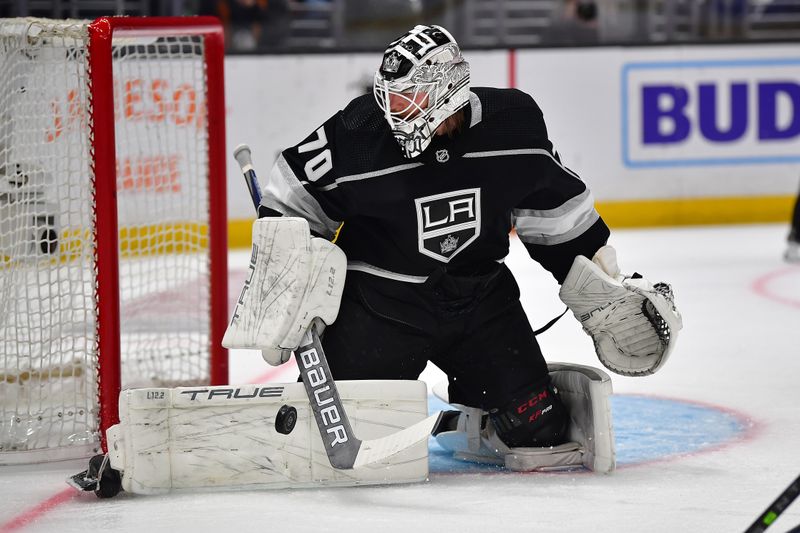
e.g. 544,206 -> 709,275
744,473 -> 800,533
233,143 -> 441,469
233,144 -> 264,213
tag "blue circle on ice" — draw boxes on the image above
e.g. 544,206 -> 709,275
428,394 -> 750,473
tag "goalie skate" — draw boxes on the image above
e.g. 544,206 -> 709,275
785,240 -> 800,263
67,454 -> 122,499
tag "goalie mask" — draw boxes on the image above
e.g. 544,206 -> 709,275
373,25 -> 470,159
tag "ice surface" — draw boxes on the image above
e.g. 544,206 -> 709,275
1,224 -> 799,533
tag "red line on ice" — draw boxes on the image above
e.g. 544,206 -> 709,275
0,488 -> 77,532
249,357 -> 298,384
751,266 -> 800,310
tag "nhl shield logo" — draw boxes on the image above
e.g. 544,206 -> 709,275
414,188 -> 481,262
435,149 -> 450,163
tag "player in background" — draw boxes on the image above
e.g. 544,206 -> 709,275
786,183 -> 800,263
256,25 -> 680,461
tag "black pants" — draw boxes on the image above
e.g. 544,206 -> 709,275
320,264 -> 550,410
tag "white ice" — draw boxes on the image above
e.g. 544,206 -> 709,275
1,223 -> 799,533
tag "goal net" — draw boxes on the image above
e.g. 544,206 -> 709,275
0,17 -> 228,464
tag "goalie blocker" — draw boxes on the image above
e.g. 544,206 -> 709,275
222,216 -> 346,366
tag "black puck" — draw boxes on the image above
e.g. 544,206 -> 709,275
275,404 -> 297,435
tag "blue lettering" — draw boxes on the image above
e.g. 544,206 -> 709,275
642,85 -> 691,144
758,82 -> 800,140
698,83 -> 748,142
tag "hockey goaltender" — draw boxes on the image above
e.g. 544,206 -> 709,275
69,24 -> 682,497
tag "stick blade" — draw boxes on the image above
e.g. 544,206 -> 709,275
352,412 -> 442,469
66,468 -> 98,492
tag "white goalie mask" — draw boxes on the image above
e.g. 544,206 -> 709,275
373,25 -> 470,159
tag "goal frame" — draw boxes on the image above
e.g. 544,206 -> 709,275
88,16 -> 229,451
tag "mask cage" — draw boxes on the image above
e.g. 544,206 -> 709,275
373,76 -> 440,129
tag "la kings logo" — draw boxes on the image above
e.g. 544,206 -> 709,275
382,51 -> 402,73
415,188 -> 481,262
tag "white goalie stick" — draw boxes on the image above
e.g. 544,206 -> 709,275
233,144 -> 441,469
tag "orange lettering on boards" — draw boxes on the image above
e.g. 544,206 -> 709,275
125,80 -> 144,119
46,77 -> 205,143
46,89 -> 83,142
118,155 -> 181,193
120,77 -> 202,127
150,79 -> 166,121
173,83 -> 197,126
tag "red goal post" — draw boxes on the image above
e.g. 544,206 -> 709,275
0,16 -> 229,463
90,16 -> 229,454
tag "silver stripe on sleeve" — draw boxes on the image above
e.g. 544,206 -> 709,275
514,190 -> 600,245
347,261 -> 429,283
520,209 -> 599,245
319,162 -> 425,192
468,91 -> 482,128
514,189 -> 593,222
261,154 -> 342,238
463,148 -> 581,180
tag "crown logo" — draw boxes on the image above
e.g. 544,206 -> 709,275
440,234 -> 459,254
382,51 -> 402,73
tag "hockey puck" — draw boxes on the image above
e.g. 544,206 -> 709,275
275,404 -> 297,435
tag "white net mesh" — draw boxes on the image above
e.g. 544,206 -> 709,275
0,18 -> 217,462
112,34 -> 211,389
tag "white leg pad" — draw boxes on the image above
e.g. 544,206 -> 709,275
546,362 -> 615,473
433,363 -> 615,473
106,380 -> 429,494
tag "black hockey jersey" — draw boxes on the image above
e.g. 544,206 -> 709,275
261,87 -> 609,284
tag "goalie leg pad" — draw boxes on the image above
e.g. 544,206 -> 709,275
432,363 -> 615,473
222,217 -> 346,365
106,380 -> 429,494
547,362 -> 615,473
